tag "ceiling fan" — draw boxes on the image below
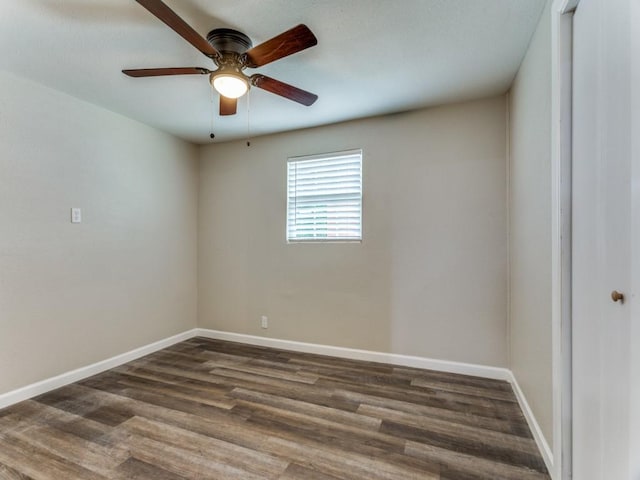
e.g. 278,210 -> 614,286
123,0 -> 319,116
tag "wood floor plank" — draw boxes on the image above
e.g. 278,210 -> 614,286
278,463 -> 345,480
393,366 -> 513,391
406,441 -> 550,480
110,372 -> 237,410
9,425 -> 127,477
381,420 -> 547,473
4,400 -> 116,444
0,463 -> 34,480
128,434 -> 269,480
0,434 -> 110,480
237,403 -> 407,458
410,377 -> 518,402
315,377 -> 523,421
229,387 -> 381,430
79,375 -> 240,420
213,362 -> 320,384
358,404 -> 539,455
34,389 -> 134,427
113,458 -> 188,480
210,365 -> 319,385
121,416 -> 289,478
265,436 -> 439,480
0,337 -> 549,479
59,385 -> 264,451
113,363 -> 233,396
333,388 -> 530,436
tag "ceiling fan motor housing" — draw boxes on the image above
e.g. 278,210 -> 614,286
206,29 -> 253,55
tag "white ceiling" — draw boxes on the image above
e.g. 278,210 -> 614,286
0,0 -> 545,144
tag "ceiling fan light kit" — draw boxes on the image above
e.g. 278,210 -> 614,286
210,70 -> 248,99
123,0 -> 318,121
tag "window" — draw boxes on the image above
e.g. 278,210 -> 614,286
287,149 -> 362,242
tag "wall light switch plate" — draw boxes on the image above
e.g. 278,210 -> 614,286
71,208 -> 82,223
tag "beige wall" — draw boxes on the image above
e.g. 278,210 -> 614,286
0,72 -> 199,395
199,96 -> 508,367
508,1 -> 553,447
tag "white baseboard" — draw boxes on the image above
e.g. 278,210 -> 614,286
194,328 -> 512,381
0,326 -> 554,479
0,329 -> 198,410
508,371 -> 554,475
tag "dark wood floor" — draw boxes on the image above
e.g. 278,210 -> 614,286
0,337 -> 549,479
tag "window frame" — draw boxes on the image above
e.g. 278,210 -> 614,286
286,149 -> 363,244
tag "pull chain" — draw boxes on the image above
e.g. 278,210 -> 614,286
214,87 -> 216,140
246,90 -> 251,147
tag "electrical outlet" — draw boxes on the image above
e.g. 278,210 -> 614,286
261,316 -> 268,329
71,208 -> 82,223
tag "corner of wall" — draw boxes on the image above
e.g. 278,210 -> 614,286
505,91 -> 512,370
505,0 -> 556,474
195,144 -> 202,330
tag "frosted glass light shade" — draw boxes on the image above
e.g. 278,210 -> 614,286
212,74 -> 248,99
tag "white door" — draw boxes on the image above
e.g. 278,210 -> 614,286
572,0 -> 636,478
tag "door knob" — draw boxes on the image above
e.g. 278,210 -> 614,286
611,290 -> 625,303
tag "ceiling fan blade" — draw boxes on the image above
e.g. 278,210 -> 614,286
251,74 -> 317,106
219,96 -> 237,116
135,0 -> 219,58
122,67 -> 211,77
244,24 -> 317,68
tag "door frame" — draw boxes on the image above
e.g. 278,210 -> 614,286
551,0 -> 579,478
629,2 -> 639,476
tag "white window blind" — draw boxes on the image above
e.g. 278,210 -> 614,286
287,149 -> 362,242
